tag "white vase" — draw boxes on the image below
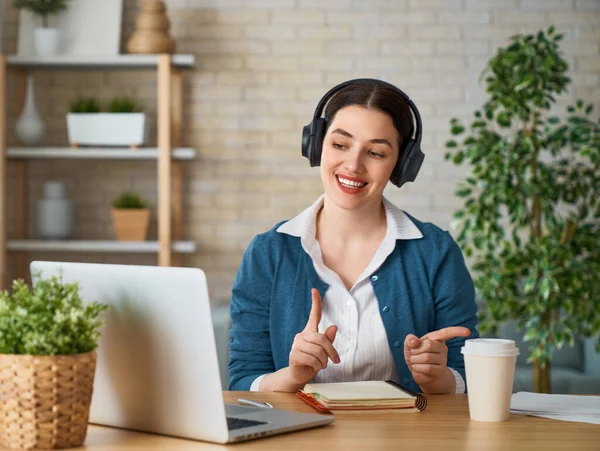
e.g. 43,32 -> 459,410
36,181 -> 74,240
15,74 -> 44,146
34,27 -> 60,56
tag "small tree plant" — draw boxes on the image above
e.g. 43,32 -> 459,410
113,191 -> 148,209
444,27 -> 600,393
13,0 -> 70,28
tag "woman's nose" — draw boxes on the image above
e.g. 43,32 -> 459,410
343,149 -> 364,173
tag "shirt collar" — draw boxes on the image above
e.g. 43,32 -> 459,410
276,195 -> 423,240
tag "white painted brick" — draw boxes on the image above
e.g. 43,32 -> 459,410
245,0 -> 295,7
241,116 -> 295,131
351,0 -> 408,8
300,25 -> 353,39
355,57 -> 401,70
270,101 -> 316,116
244,56 -> 298,71
194,40 -> 270,55
381,41 -> 435,55
189,86 -> 242,100
464,26 -> 518,40
354,25 -> 407,39
409,0 -> 462,8
576,0 -> 600,9
409,87 -> 464,102
465,0 -> 518,9
561,40 -> 600,56
186,24 -> 244,39
381,11 -> 436,24
520,0 -> 575,10
197,56 -> 244,69
325,12 -> 379,24
245,86 -> 296,100
299,0 -> 351,8
216,72 -> 270,85
409,56 -> 466,71
575,25 -> 600,40
190,116 -> 241,131
188,0 -> 244,7
437,41 -> 489,56
272,72 -> 323,85
408,25 -> 461,40
245,25 -> 296,40
217,102 -> 269,116
577,58 -> 600,71
300,56 -> 354,70
547,11 -> 600,24
437,12 -> 491,24
327,41 -> 379,55
493,11 -> 547,25
215,10 -> 270,24
272,40 -> 325,55
271,11 -> 325,24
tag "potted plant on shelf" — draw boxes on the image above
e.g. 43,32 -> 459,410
0,275 -> 107,449
67,96 -> 146,148
12,0 -> 71,56
112,191 -> 151,241
444,27 -> 599,393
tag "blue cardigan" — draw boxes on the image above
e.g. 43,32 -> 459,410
228,215 -> 479,393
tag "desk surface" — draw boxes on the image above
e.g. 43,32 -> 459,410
79,392 -> 598,451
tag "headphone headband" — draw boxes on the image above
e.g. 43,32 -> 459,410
301,78 -> 425,188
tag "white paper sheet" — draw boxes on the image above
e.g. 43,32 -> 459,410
510,392 -> 600,424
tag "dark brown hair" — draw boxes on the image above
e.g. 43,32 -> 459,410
323,80 -> 414,152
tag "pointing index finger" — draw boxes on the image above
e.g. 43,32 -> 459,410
304,288 -> 322,332
420,326 -> 471,342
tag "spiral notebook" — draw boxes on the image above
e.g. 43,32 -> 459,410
297,380 -> 427,414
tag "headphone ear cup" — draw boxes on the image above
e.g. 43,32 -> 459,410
311,118 -> 326,167
302,118 -> 327,167
391,140 -> 425,188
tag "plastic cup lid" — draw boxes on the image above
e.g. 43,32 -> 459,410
461,338 -> 520,357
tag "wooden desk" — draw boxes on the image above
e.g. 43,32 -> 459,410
78,392 -> 599,450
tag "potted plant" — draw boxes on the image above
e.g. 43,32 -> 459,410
12,0 -> 70,56
111,191 -> 151,241
444,27 -> 599,393
0,275 -> 107,449
67,96 -> 146,148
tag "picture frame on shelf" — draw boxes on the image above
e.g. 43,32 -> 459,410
17,0 -> 123,57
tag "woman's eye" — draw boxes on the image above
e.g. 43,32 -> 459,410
333,143 -> 346,150
369,150 -> 384,158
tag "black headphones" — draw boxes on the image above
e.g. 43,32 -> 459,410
301,78 -> 425,188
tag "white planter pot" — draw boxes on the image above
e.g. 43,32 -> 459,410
67,113 -> 146,147
34,28 -> 60,56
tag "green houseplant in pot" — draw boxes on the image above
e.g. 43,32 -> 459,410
444,27 -> 600,394
66,96 -> 145,148
12,0 -> 71,56
111,191 -> 151,241
0,275 -> 107,449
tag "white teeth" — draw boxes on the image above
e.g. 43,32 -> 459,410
337,176 -> 366,188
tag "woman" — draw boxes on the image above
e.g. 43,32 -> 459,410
228,79 -> 478,394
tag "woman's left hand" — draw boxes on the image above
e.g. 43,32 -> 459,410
403,327 -> 470,388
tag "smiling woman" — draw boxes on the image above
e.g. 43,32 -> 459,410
228,79 -> 479,397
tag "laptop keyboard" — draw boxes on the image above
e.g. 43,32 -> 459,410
227,416 -> 268,430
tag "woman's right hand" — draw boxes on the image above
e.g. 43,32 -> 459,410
288,288 -> 340,387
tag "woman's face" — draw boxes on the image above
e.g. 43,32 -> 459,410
320,105 -> 400,212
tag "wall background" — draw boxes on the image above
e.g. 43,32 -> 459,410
2,0 -> 599,304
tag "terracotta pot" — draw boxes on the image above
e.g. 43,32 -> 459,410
111,208 -> 151,241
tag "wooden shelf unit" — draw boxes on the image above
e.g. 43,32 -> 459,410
0,54 -> 196,289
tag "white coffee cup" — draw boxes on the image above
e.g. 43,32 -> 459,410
461,339 -> 519,422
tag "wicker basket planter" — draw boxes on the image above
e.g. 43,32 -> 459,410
0,351 -> 97,450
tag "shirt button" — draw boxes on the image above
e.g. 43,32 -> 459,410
371,275 -> 379,282
346,299 -> 353,306
394,340 -> 401,348
404,377 -> 411,385
382,306 -> 389,313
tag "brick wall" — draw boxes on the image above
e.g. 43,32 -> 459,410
2,0 -> 599,303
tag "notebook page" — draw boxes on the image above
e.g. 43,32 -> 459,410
303,381 -> 415,401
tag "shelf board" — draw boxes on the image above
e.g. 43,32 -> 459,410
7,240 -> 196,254
7,147 -> 195,160
5,54 -> 195,69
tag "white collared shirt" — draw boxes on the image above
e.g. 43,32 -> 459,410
250,195 -> 465,393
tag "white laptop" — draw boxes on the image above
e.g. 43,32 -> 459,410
30,261 -> 333,444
